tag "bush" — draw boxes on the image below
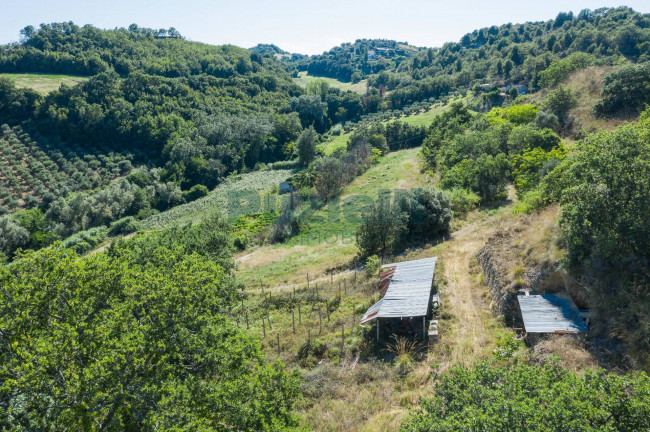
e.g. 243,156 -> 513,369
108,216 -> 141,236
401,360 -> 650,432
594,62 -> 650,117
183,184 -> 209,202
60,226 -> 108,254
365,255 -> 381,277
447,188 -> 481,214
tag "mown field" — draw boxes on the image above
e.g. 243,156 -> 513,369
0,72 -> 88,94
293,71 -> 368,95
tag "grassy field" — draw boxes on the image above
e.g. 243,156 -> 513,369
140,169 -> 295,231
234,148 -> 429,287
0,73 -> 88,94
318,96 -> 472,156
293,71 -> 368,95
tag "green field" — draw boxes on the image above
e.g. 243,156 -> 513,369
0,73 -> 89,94
140,169 -> 295,231
234,147 -> 430,286
293,71 -> 368,95
319,96 -> 473,155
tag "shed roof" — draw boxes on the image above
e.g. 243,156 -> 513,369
360,257 -> 436,324
517,294 -> 587,334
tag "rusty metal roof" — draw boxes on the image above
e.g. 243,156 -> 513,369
517,294 -> 587,334
360,257 -> 437,324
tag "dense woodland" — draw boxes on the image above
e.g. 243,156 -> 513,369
1,6 -> 650,431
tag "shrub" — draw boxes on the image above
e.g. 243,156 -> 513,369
401,360 -> 650,432
108,216 -> 141,236
594,62 -> 650,117
447,188 -> 481,214
183,184 -> 209,202
365,255 -> 381,277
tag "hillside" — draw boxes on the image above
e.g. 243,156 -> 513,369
284,39 -> 422,82
2,6 -> 650,432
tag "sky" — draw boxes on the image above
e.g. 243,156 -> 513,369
2,1 -> 649,55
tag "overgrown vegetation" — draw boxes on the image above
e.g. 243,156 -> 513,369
402,359 -> 650,431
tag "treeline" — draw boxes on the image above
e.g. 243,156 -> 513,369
366,7 -> 650,110
0,216 -> 302,431
286,39 -> 421,82
1,22 -> 267,78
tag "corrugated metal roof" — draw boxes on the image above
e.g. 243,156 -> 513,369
360,257 -> 437,324
517,294 -> 587,333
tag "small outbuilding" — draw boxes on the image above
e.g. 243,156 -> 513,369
360,257 -> 438,341
517,293 -> 587,336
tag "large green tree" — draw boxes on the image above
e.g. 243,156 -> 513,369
0,244 -> 300,431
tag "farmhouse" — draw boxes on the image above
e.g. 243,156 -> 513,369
360,257 -> 439,342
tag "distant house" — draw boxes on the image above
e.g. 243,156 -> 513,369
360,257 -> 439,342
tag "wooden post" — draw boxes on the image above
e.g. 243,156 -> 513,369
308,328 -> 311,344
326,301 -> 330,322
344,279 -> 347,295
307,273 -> 310,290
260,279 -> 264,295
341,324 -> 345,354
263,317 -> 266,337
338,282 -> 341,297
293,287 -> 296,301
292,307 -> 296,333
319,308 -> 322,334
422,316 -> 426,340
316,284 -> 319,301
245,309 -> 249,329
376,318 -> 379,342
241,297 -> 244,310
298,302 -> 302,324
277,333 -> 280,356
268,314 -> 272,330
331,272 -> 333,287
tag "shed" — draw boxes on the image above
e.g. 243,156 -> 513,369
360,257 -> 437,340
517,294 -> 587,334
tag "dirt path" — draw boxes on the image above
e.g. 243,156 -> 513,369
432,210 -> 511,368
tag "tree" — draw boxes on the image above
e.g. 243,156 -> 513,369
311,156 -> 347,201
543,86 -> 576,123
296,126 -> 318,167
0,244 -> 301,430
0,215 -> 29,258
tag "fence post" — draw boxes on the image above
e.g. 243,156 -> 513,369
260,279 -> 264,295
344,279 -> 347,295
341,324 -> 345,355
277,333 -> 280,357
307,273 -> 309,290
319,308 -> 322,334
268,314 -> 272,330
338,282 -> 341,298
245,309 -> 249,329
326,300 -> 330,322
298,302 -> 302,324
292,306 -> 296,333
262,317 -> 266,338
